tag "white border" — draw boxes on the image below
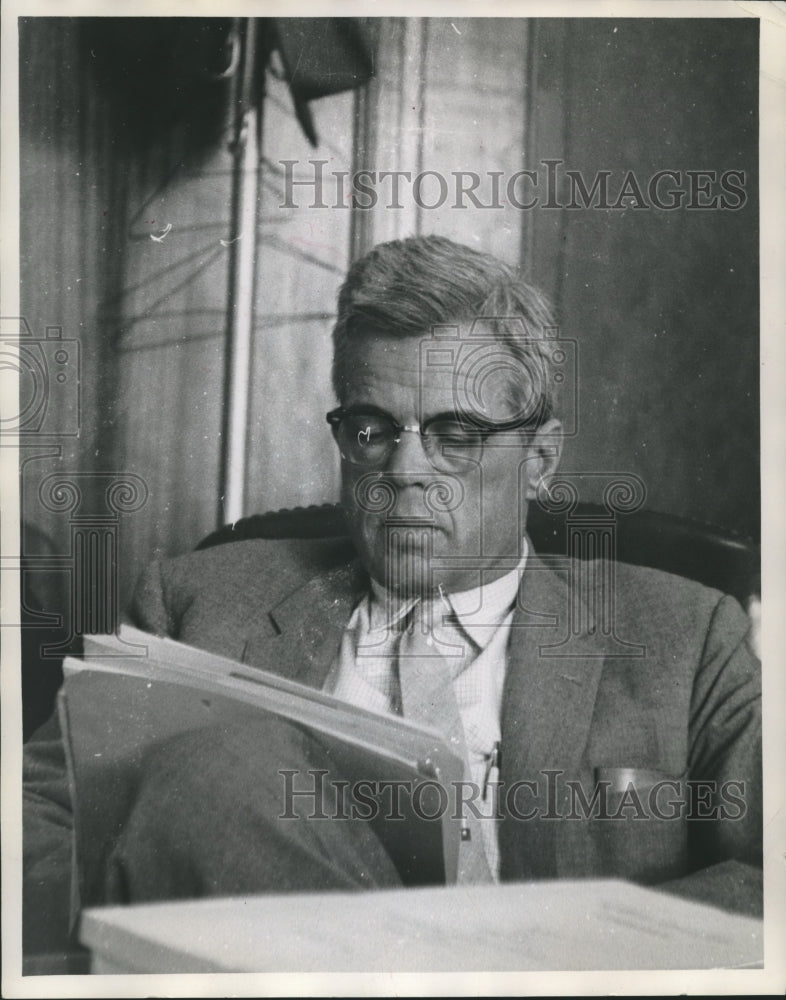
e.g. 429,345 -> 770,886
2,1 -> 784,996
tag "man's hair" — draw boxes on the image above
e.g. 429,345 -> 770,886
331,234 -> 559,424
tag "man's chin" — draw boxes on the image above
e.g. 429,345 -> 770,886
375,553 -> 435,597
361,536 -> 438,598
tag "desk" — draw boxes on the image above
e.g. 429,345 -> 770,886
79,879 -> 763,973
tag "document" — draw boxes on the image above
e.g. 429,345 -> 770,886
59,626 -> 466,909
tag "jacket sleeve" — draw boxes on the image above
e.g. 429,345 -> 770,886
23,711 -> 77,958
23,556 -> 177,959
662,593 -> 762,914
128,557 -> 176,636
690,594 -> 762,863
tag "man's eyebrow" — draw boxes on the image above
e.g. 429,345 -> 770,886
345,406 -> 470,424
423,409 -> 514,426
339,403 -> 396,419
340,404 -> 501,427
421,409 -> 470,425
423,410 -> 535,430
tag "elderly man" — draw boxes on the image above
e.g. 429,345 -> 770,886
24,236 -> 761,952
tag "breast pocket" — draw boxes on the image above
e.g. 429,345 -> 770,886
582,766 -> 691,884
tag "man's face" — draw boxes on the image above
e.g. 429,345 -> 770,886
336,331 -> 560,597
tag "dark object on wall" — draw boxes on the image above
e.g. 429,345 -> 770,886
76,16 -> 375,151
77,18 -> 236,151
195,502 -> 760,608
271,18 -> 375,146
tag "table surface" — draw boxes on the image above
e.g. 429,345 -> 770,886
79,878 -> 763,974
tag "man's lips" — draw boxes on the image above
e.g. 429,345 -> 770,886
363,513 -> 447,535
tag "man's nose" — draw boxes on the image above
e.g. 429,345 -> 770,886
380,429 -> 464,522
385,426 -> 433,481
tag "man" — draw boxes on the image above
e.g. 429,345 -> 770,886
24,236 -> 761,954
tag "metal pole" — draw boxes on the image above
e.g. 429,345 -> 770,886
217,17 -> 262,528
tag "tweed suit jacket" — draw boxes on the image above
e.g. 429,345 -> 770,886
23,533 -> 762,957
129,534 -> 762,901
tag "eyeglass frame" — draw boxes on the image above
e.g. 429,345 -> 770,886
325,404 -> 545,470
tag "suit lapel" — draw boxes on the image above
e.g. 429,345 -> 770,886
503,552 -> 608,771
500,550 -> 607,879
242,559 -> 368,689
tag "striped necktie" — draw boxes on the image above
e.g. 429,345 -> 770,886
396,598 -> 493,884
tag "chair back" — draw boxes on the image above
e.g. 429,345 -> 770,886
196,502 -> 759,606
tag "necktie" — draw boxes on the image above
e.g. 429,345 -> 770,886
396,598 -> 493,884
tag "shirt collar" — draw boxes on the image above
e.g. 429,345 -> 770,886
447,538 -> 528,648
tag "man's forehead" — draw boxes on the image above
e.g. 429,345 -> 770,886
339,328 -> 521,415
340,327 -> 510,376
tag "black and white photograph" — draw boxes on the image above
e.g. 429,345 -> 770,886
2,1 -> 784,995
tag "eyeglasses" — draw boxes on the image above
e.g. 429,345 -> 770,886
326,405 -> 539,471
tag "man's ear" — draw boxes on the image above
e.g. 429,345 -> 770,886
523,418 -> 563,500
